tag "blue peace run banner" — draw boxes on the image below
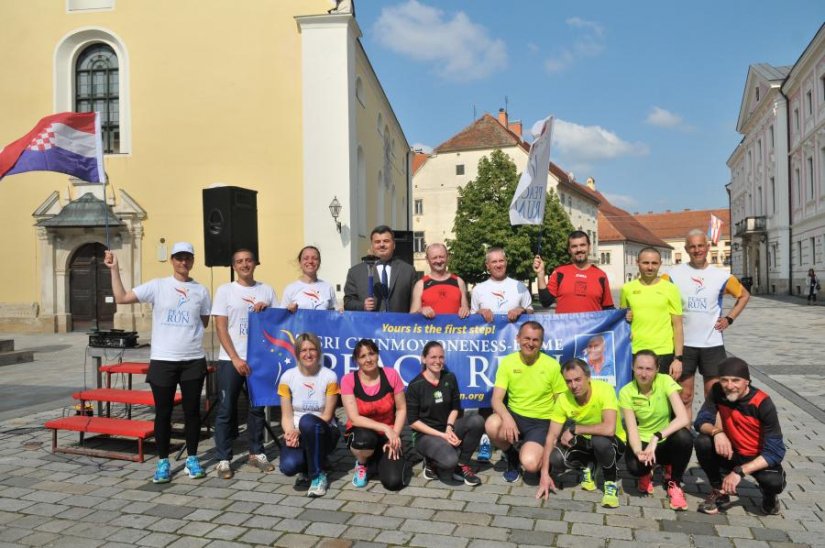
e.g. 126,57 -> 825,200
246,308 -> 632,408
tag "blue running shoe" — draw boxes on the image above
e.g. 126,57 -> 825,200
184,455 -> 206,479
503,452 -> 521,483
352,462 -> 368,488
477,434 -> 492,462
307,472 -> 328,497
153,458 -> 171,484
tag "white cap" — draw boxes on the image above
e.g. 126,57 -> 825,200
171,242 -> 195,256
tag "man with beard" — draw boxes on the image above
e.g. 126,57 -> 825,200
693,357 -> 786,515
410,243 -> 470,318
533,230 -> 614,313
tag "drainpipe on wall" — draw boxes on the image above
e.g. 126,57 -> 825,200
780,87 -> 793,295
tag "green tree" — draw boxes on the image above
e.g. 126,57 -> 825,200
447,149 -> 575,285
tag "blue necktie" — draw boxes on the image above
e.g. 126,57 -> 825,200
380,263 -> 389,310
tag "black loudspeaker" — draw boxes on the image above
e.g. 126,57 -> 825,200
203,186 -> 259,267
393,230 -> 414,266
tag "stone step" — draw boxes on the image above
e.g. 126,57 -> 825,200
0,350 -> 34,366
0,339 -> 14,352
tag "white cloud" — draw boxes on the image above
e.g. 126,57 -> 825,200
601,192 -> 638,210
646,106 -> 686,129
372,0 -> 507,83
412,143 -> 433,153
545,17 -> 605,73
553,119 -> 649,165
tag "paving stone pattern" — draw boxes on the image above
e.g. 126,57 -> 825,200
0,295 -> 822,546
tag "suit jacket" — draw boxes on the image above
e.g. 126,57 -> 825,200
344,257 -> 418,312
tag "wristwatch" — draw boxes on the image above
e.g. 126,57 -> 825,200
725,316 -> 734,325
673,355 -> 683,361
732,465 -> 744,477
570,424 -> 577,435
652,431 -> 663,441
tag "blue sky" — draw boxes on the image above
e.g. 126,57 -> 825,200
355,1 -> 823,213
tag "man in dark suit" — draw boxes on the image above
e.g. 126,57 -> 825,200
344,225 -> 417,312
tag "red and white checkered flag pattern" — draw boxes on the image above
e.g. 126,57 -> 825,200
27,125 -> 56,151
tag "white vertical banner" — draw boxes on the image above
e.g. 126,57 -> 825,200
509,116 -> 554,225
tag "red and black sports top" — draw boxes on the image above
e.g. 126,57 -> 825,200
421,274 -> 463,314
346,367 -> 397,431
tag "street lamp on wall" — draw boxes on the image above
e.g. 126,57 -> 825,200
329,196 -> 342,233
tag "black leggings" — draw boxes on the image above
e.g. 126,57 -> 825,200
694,434 -> 786,495
625,428 -> 694,484
414,414 -> 485,469
551,434 -> 625,482
150,377 -> 204,459
347,427 -> 406,491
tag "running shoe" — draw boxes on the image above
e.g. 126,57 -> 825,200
294,473 -> 310,487
352,462 -> 368,488
637,472 -> 654,495
698,488 -> 731,515
761,491 -> 780,515
477,434 -> 492,462
307,472 -> 328,497
184,455 -> 206,479
503,451 -> 521,483
248,453 -> 275,472
153,458 -> 171,484
667,481 -> 688,511
601,480 -> 620,508
580,466 -> 597,491
421,459 -> 437,481
215,459 -> 233,480
453,464 -> 482,486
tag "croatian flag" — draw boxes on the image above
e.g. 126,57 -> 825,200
708,213 -> 723,245
0,112 -> 104,183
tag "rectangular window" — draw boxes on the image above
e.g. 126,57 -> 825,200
455,164 -> 465,176
755,86 -> 760,101
770,177 -> 775,214
675,252 -> 682,264
807,90 -> 813,115
811,237 -> 817,264
794,108 -> 800,132
413,231 -> 425,254
769,125 -> 774,150
798,241 -> 803,266
796,168 -> 801,206
757,186 -> 762,215
414,199 -> 423,215
808,157 -> 815,199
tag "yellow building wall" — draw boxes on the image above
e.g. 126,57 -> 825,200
0,0 -> 330,329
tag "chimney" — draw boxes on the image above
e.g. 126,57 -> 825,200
498,108 -> 508,127
508,120 -> 522,138
586,177 -> 596,190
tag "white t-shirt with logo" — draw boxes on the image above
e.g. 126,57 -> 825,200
665,263 -> 745,348
211,281 -> 277,361
280,279 -> 337,310
277,366 -> 340,428
470,277 -> 533,314
133,277 -> 212,361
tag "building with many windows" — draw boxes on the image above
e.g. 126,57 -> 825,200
412,110 -> 600,274
728,24 -> 824,295
0,0 -> 409,332
634,208 -> 731,273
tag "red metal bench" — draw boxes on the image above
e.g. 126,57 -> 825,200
44,416 -> 155,462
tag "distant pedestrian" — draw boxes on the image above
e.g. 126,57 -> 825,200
808,268 -> 819,304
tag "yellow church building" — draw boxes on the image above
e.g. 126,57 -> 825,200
0,0 -> 410,333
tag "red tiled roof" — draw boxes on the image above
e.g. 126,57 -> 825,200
412,151 -> 429,175
433,113 -> 598,205
634,208 -> 730,240
597,194 -> 671,248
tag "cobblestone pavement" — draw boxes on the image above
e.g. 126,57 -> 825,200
0,295 -> 822,547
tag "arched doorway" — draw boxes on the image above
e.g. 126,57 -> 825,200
69,243 -> 115,331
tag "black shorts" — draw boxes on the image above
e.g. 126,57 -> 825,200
147,358 -> 207,387
509,410 -> 550,445
656,353 -> 674,375
682,346 -> 727,378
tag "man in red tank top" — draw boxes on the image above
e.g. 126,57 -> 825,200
410,243 -> 470,318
